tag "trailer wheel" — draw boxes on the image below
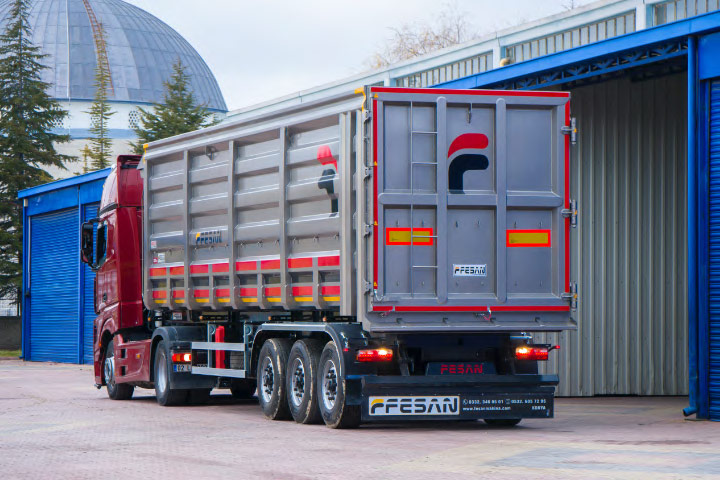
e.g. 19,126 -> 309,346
257,338 -> 292,420
484,419 -> 521,427
154,341 -> 188,406
286,339 -> 323,424
230,379 -> 257,399
104,343 -> 134,400
317,341 -> 360,429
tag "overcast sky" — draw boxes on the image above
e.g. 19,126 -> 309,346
124,1 -> 591,111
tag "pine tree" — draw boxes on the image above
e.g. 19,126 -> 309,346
0,0 -> 72,306
132,60 -> 218,153
85,24 -> 115,170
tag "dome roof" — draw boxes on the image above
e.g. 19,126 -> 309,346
0,0 -> 227,111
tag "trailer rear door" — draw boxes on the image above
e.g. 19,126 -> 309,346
365,87 -> 575,332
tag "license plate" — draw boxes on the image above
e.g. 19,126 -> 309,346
173,364 -> 191,373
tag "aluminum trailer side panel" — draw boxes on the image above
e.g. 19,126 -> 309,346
142,87 -> 575,333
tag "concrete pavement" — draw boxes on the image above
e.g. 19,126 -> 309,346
0,359 -> 718,479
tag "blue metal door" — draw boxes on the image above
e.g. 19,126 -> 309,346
29,208 -> 79,362
81,204 -> 99,364
709,80 -> 720,420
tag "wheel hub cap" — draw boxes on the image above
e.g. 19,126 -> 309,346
322,360 -> 338,410
290,358 -> 306,407
261,358 -> 274,403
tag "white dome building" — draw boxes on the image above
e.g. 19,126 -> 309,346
0,0 -> 227,178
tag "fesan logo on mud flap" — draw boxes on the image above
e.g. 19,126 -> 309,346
369,396 -> 460,416
195,230 -> 222,246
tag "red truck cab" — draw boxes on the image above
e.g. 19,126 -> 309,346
81,156 -> 144,389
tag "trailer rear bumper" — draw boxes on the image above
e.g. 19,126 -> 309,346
355,374 -> 558,422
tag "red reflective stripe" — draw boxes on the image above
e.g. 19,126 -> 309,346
239,288 -> 257,296
215,288 -> 230,297
172,290 -> 185,298
321,286 -> 340,295
236,261 -> 256,271
265,287 -> 281,296
212,263 -> 229,273
447,133 -> 489,158
318,256 -> 340,267
373,98 -> 378,290
564,101 -> 571,292
169,266 -> 184,275
292,286 -> 313,296
152,291 -> 167,299
149,268 -> 166,277
261,259 -> 280,270
190,264 -> 209,274
370,87 -> 570,98
372,306 -> 393,312
194,289 -> 210,297
288,257 -> 313,268
392,305 -> 571,312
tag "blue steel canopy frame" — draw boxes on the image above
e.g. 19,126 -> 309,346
439,11 -> 720,420
19,169 -> 110,363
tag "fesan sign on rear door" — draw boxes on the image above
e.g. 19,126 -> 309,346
366,87 -> 575,333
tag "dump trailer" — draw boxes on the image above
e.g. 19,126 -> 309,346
81,87 -> 577,428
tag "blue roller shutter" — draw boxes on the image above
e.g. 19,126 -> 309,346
29,208 -> 79,362
709,79 -> 720,420
82,204 -> 99,364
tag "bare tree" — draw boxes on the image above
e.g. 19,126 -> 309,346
367,2 -> 477,69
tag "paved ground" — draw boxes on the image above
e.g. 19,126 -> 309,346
0,359 -> 718,480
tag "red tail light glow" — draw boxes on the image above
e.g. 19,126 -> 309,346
515,346 -> 549,361
171,352 -> 192,363
356,348 -> 393,362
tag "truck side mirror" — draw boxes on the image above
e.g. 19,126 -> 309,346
81,221 -> 96,268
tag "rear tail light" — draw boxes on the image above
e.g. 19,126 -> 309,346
356,348 -> 393,362
171,352 -> 192,363
515,346 -> 550,361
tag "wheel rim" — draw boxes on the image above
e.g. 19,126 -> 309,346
156,351 -> 167,394
104,350 -> 115,387
321,358 -> 338,411
290,357 -> 306,407
260,356 -> 274,403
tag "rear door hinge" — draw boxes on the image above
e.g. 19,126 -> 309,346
363,223 -> 374,236
561,117 -> 577,145
363,281 -> 373,294
562,282 -> 578,310
561,199 -> 578,228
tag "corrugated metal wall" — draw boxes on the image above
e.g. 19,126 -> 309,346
537,72 -> 689,396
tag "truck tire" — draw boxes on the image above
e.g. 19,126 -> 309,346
230,379 -> 257,399
317,341 -> 360,429
286,339 -> 323,424
484,419 -> 522,427
104,343 -> 134,400
257,338 -> 292,420
154,341 -> 188,406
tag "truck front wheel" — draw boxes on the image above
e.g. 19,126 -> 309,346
317,341 -> 360,429
257,338 -> 292,420
104,343 -> 134,400
154,341 -> 188,406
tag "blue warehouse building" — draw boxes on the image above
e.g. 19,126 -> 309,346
20,170 -> 110,364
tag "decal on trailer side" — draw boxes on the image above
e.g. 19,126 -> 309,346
453,264 -> 487,277
369,396 -> 460,416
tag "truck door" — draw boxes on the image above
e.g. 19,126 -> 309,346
365,87 -> 576,332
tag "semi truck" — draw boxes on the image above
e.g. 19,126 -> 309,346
81,86 -> 577,428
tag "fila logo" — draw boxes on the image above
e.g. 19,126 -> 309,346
369,396 -> 460,416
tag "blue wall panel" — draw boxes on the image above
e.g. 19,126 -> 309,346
709,80 -> 720,420
81,204 -> 99,364
28,208 -> 79,363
